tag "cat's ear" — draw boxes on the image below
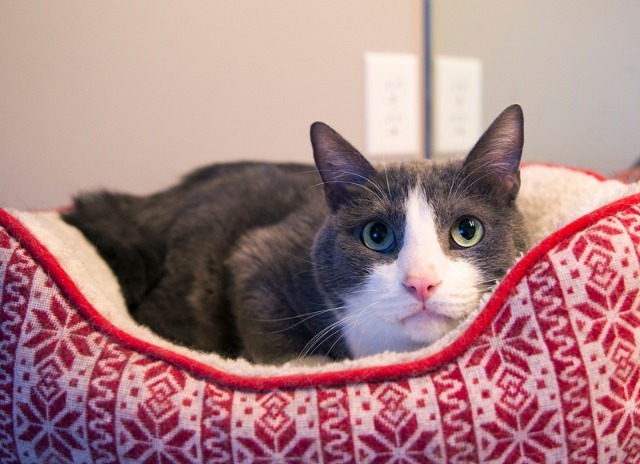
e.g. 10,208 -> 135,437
462,104 -> 524,203
310,122 -> 376,211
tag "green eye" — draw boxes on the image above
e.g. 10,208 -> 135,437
361,221 -> 395,253
451,216 -> 484,248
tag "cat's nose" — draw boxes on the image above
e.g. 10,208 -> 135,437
403,273 -> 442,302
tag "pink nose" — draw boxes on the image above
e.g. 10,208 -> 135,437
403,273 -> 442,302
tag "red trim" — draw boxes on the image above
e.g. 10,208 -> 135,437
3,192 -> 640,391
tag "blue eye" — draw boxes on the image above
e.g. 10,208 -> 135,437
451,216 -> 484,248
361,221 -> 395,253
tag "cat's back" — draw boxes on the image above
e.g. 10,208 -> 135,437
66,161 -> 319,240
127,162 -> 317,234
65,161 -> 323,275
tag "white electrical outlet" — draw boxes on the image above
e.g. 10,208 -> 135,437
364,52 -> 420,157
433,56 -> 482,155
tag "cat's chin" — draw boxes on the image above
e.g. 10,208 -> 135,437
340,301 -> 469,358
399,309 -> 463,346
399,306 -> 457,326
398,300 -> 462,323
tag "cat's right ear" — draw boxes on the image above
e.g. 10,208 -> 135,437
310,122 -> 376,212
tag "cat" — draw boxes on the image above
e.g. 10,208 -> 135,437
63,104 -> 529,365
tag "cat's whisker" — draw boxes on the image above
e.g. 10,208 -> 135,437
323,309 -> 378,360
298,299 -> 381,359
307,175 -> 386,205
450,160 -> 480,200
266,311 -> 338,335
313,166 -> 397,209
373,159 -> 394,207
244,306 -> 341,339
381,162 -> 392,202
243,306 -> 335,323
306,179 -> 335,192
315,168 -> 392,206
324,179 -> 387,205
446,157 -> 467,200
450,157 -> 496,199
335,169 -> 388,199
346,287 -> 385,296
459,169 -> 500,196
447,171 -> 459,201
336,303 -> 382,355
373,180 -> 393,206
298,316 -> 347,359
294,268 -> 316,277
347,180 -> 390,206
450,156 -> 498,198
281,250 -> 329,271
450,148 -> 522,199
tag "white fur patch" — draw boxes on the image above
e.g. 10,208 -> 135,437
341,187 -> 481,358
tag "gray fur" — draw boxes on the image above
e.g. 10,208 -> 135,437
63,104 -> 529,364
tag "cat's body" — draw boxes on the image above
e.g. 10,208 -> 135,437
63,105 -> 530,364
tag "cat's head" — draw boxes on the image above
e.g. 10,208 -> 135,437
310,104 -> 529,358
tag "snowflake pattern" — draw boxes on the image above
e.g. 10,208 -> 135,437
3,194 -> 640,462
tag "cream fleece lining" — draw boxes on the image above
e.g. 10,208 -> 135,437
9,165 -> 639,377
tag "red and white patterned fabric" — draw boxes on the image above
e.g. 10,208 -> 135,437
1,166 -> 640,463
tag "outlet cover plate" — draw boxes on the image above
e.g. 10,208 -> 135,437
433,55 -> 482,155
364,52 -> 420,157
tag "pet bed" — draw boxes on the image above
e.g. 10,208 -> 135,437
1,163 -> 640,463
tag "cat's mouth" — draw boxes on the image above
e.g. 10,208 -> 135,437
398,304 -> 457,325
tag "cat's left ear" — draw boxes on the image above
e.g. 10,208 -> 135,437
310,122 -> 376,212
462,104 -> 524,203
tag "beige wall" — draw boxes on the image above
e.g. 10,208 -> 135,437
1,1 -> 424,209
432,1 -> 640,174
6,2 -> 637,211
